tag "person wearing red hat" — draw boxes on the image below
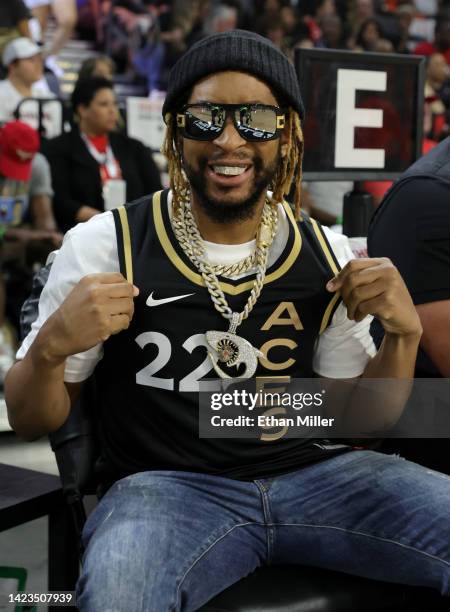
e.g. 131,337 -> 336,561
0,121 -> 61,382
0,120 -> 62,251
0,120 -> 61,269
0,119 -> 40,182
0,120 -> 40,239
0,120 -> 61,232
0,119 -> 39,383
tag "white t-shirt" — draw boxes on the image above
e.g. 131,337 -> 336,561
0,79 -> 61,138
17,195 -> 376,380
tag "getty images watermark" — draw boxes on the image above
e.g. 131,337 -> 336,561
209,388 -> 333,428
198,378 -> 450,440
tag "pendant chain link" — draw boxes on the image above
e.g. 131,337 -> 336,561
172,195 -> 278,331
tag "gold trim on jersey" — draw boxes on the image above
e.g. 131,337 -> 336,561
308,216 -> 342,333
309,217 -> 339,276
118,206 -> 133,284
319,291 -> 340,334
152,191 -> 302,296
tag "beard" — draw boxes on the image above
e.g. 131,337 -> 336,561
182,146 -> 281,224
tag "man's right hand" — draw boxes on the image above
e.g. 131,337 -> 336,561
45,273 -> 139,360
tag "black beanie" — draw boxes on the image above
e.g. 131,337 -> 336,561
162,29 -> 304,120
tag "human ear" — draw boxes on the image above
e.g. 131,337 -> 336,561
77,104 -> 88,121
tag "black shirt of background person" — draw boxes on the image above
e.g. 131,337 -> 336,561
368,137 -> 450,471
42,128 -> 162,233
369,140 -> 450,375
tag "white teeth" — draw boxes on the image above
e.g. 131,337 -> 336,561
213,165 -> 247,176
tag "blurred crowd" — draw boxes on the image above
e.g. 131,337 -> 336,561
81,0 -> 450,130
1,0 -> 450,386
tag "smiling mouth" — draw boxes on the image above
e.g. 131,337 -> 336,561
205,164 -> 254,188
210,165 -> 250,176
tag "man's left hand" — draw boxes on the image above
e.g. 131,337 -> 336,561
326,258 -> 422,337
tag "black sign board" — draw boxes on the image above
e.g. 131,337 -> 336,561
295,48 -> 426,181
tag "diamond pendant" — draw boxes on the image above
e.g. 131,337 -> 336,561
206,314 -> 263,380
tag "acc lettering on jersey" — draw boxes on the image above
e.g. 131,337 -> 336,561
259,338 -> 298,370
261,301 -> 303,331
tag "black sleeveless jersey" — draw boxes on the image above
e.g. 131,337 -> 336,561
94,189 -> 351,485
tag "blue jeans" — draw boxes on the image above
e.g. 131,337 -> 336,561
76,450 -> 450,611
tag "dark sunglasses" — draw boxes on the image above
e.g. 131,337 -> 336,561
176,103 -> 286,142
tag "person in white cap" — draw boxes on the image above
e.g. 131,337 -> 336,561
0,37 -> 56,134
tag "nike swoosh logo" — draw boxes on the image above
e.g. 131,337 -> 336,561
146,291 -> 195,307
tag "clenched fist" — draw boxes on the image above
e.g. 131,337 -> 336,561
326,258 -> 422,337
47,273 -> 139,359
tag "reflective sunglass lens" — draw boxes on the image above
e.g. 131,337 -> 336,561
236,107 -> 277,140
185,107 -> 223,139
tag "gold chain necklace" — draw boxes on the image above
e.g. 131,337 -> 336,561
172,201 -> 277,277
172,196 -> 278,379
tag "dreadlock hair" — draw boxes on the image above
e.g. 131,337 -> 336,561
270,109 -> 304,221
162,108 -> 305,220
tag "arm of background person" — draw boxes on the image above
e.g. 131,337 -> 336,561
416,300 -> 450,376
29,153 -> 62,240
31,194 -> 60,233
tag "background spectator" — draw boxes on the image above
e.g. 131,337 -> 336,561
315,14 -> 347,49
395,3 -> 425,53
414,14 -> 450,65
369,137 -> 450,472
280,4 -> 300,46
354,17 -> 384,51
424,52 -> 449,141
350,0 -> 375,32
43,76 -> 161,232
0,121 -> 60,360
78,55 -> 116,82
0,0 -> 31,59
288,22 -> 315,61
0,38 -> 54,128
24,0 -> 78,77
204,3 -> 239,36
257,14 -> 286,48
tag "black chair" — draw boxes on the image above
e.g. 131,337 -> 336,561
22,267 -> 449,611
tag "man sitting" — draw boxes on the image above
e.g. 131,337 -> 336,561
5,30 -> 450,612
